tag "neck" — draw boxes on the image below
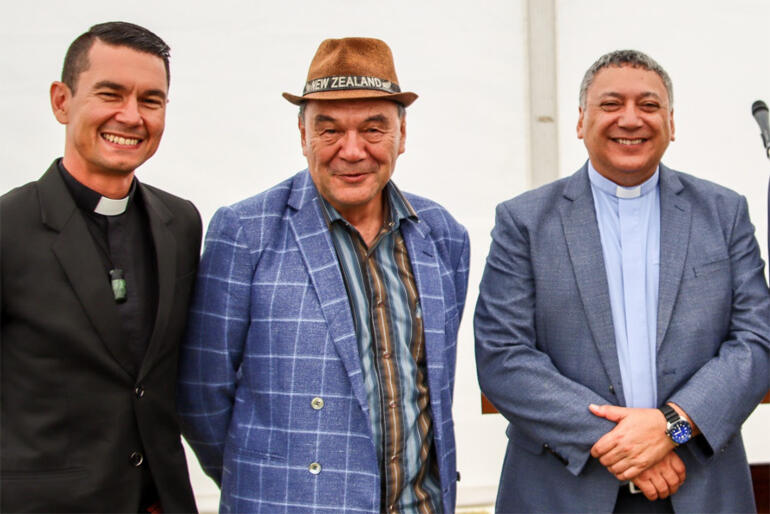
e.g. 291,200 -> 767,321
335,194 -> 386,247
62,157 -> 134,199
594,165 -> 657,188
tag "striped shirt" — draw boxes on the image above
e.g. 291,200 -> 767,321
319,183 -> 442,514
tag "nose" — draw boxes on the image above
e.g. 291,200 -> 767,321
337,130 -> 367,162
114,96 -> 142,126
617,102 -> 643,129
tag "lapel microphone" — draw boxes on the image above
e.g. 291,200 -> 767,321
751,100 -> 770,160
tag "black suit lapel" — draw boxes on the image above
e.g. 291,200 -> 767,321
137,184 -> 176,380
38,164 -> 137,378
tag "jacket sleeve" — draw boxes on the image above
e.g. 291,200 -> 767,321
474,202 -> 616,476
667,196 -> 770,461
177,206 -> 254,485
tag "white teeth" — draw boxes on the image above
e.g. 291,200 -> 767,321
103,133 -> 139,145
615,138 -> 644,145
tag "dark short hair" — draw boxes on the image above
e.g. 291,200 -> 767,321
61,21 -> 170,93
579,49 -> 673,109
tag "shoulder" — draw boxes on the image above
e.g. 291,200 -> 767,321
1,180 -> 39,209
666,166 -> 744,203
225,173 -> 299,218
1,179 -> 44,234
662,165 -> 750,227
402,191 -> 467,240
204,171 -> 310,251
500,174 -> 573,215
142,183 -> 198,215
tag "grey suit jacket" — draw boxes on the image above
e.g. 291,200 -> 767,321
475,163 -> 770,513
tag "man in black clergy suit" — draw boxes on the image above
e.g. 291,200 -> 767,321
1,22 -> 200,512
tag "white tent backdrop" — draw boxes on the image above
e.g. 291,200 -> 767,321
2,1 -> 768,510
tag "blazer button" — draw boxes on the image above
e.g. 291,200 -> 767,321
134,385 -> 145,399
308,462 -> 322,475
311,397 -> 324,410
609,384 -> 616,394
129,451 -> 144,467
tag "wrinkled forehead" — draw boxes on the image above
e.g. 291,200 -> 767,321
589,65 -> 670,101
303,98 -> 403,121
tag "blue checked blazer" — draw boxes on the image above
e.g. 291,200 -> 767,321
178,170 -> 470,513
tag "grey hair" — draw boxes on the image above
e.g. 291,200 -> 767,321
298,101 -> 406,121
579,50 -> 673,109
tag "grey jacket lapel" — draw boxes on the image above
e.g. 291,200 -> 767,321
560,166 -> 625,403
137,184 -> 176,380
38,165 -> 136,378
656,165 -> 691,349
286,172 -> 370,416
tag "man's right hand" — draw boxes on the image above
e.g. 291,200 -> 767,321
630,451 -> 686,501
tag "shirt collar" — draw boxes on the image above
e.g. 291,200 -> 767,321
58,158 -> 136,216
587,160 -> 659,199
319,181 -> 418,230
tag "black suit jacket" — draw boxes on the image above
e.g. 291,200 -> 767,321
1,161 -> 201,512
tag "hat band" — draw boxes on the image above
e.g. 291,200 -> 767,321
303,75 -> 401,96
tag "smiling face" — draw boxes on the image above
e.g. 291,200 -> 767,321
50,40 -> 168,196
300,99 -> 406,222
577,65 -> 675,186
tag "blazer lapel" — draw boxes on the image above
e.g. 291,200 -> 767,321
137,184 -> 176,380
400,219 -> 448,432
38,164 -> 136,378
286,172 -> 370,416
560,166 -> 625,403
656,166 -> 691,349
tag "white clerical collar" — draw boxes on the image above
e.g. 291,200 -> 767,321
94,195 -> 130,216
587,161 -> 659,199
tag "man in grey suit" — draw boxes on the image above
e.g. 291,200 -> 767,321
475,49 -> 770,512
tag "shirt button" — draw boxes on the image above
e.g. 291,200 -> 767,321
129,451 -> 144,467
389,400 -> 397,409
134,384 -> 144,399
308,462 -> 322,475
311,397 -> 324,410
390,455 -> 397,462
609,384 -> 615,394
382,351 -> 391,359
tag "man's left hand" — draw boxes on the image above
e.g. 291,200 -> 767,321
589,404 -> 674,480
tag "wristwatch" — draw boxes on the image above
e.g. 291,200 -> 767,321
658,404 -> 692,445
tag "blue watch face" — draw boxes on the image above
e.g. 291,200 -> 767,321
669,420 -> 692,444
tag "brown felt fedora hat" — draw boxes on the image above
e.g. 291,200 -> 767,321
282,37 -> 418,107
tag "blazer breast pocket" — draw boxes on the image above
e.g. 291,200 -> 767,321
687,257 -> 729,280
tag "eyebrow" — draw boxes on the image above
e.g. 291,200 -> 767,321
313,113 -> 392,124
92,80 -> 167,100
314,114 -> 336,123
364,114 -> 389,124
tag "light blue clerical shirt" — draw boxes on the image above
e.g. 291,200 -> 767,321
588,162 -> 660,408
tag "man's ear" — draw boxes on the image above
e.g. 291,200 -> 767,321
50,81 -> 71,124
299,116 -> 309,157
576,106 -> 585,139
398,112 -> 406,155
669,109 -> 676,142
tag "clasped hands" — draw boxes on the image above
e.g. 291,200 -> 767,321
588,404 -> 686,501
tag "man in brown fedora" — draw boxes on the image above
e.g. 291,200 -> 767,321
178,37 -> 470,513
